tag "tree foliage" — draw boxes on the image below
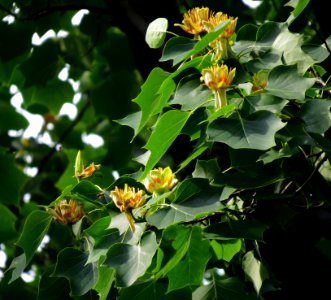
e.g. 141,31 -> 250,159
1,0 -> 331,299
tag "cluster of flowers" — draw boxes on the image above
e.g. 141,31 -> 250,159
175,7 -> 238,110
48,163 -> 178,232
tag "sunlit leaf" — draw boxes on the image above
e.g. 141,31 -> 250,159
140,110 -> 191,180
210,239 -> 242,262
93,265 -> 115,300
132,67 -> 175,137
242,250 -> 269,294
285,0 -> 310,25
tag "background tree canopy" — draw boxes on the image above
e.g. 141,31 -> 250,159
1,0 -> 331,299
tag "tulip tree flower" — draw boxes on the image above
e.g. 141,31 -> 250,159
204,12 -> 238,60
144,167 -> 178,196
201,64 -> 236,110
174,7 -> 210,38
110,184 -> 146,232
47,199 -> 84,225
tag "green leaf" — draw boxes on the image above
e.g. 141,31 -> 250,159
254,22 -> 316,74
160,20 -> 230,65
93,265 -> 115,300
171,74 -> 212,111
132,67 -> 175,137
37,266 -> 71,300
104,232 -> 158,287
210,239 -> 242,262
139,110 -> 191,180
22,80 -> 74,113
15,210 -> 52,262
266,65 -> 316,101
84,216 -> 120,264
0,101 -> 29,133
177,145 -> 208,172
115,111 -> 142,134
147,190 -> 222,229
0,203 -> 18,242
207,111 -> 286,150
52,248 -> 98,296
19,40 -> 62,87
193,275 -> 256,300
0,148 -> 28,206
204,219 -> 268,241
242,250 -> 269,294
285,0 -> 310,25
145,18 -> 168,49
309,133 -> 331,160
8,210 -> 52,283
167,226 -> 211,292
257,145 -> 295,164
71,180 -> 103,203
156,225 -> 191,277
119,280 -> 191,300
192,159 -> 220,181
242,94 -> 288,115
298,100 -> 331,134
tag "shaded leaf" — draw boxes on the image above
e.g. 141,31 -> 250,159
8,210 -> 52,283
147,190 -> 222,229
266,65 -> 315,101
193,275 -> 257,300
0,148 -> 28,206
298,99 -> 331,134
104,232 -> 158,287
204,219 -> 268,241
167,226 -> 211,292
52,248 -> 98,296
207,111 -> 285,150
0,203 -> 18,242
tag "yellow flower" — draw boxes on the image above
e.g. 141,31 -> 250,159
47,199 -> 84,225
110,184 -> 146,232
110,184 -> 145,212
144,167 -> 178,196
201,64 -> 236,91
205,12 -> 237,39
174,7 -> 210,37
75,162 -> 101,180
201,64 -> 236,109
